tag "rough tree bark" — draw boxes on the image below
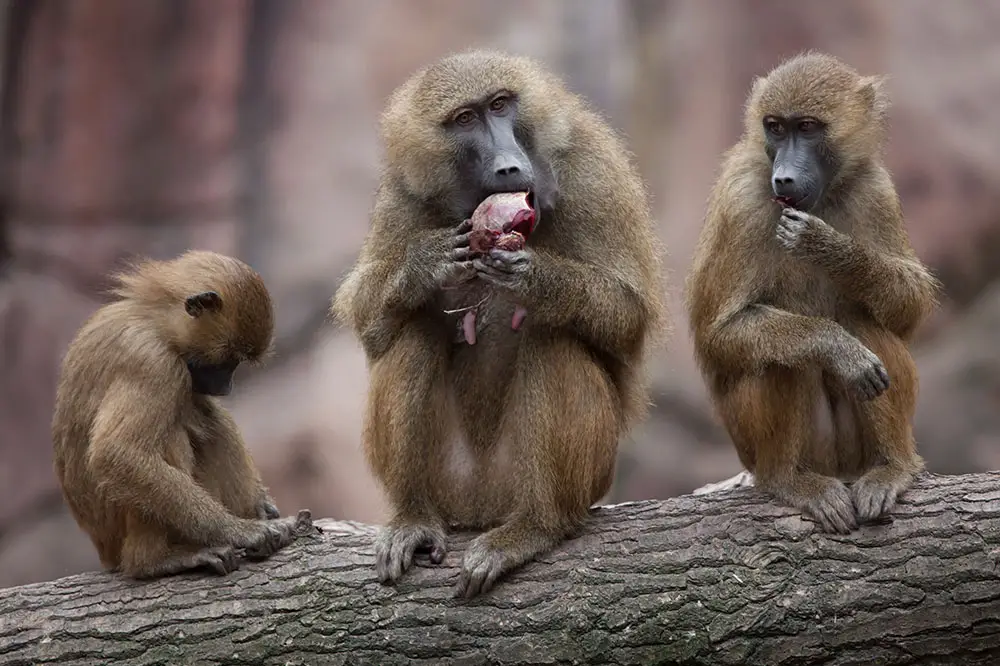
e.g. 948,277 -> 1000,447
2,472 -> 1000,666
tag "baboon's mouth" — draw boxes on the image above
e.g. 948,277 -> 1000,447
502,191 -> 537,239
773,196 -> 797,209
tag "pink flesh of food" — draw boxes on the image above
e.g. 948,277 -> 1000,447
470,192 -> 536,248
511,306 -> 527,331
463,310 -> 477,345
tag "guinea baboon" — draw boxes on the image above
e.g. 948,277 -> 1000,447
686,52 -> 939,533
333,50 -> 665,597
53,250 -> 315,579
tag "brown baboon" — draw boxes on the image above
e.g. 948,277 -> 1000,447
53,250 -> 315,579
333,50 -> 665,598
686,52 -> 939,533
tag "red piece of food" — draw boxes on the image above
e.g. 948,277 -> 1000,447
468,191 -> 536,256
494,231 -> 525,252
457,191 -> 536,345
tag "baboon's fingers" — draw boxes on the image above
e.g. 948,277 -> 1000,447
858,364 -> 889,401
197,546 -> 240,575
874,364 -> 891,391
412,529 -> 448,565
429,539 -> 447,565
471,259 -> 510,282
375,522 -> 445,584
825,505 -> 855,534
454,538 -> 509,599
856,374 -> 878,402
851,469 -> 907,524
257,497 -> 280,520
374,535 -> 395,584
473,253 -> 529,285
804,481 -> 857,534
487,248 -> 530,265
440,261 -> 476,288
387,531 -> 414,581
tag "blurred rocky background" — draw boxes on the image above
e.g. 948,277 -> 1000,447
1,0 -> 998,588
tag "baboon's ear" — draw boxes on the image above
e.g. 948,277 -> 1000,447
858,75 -> 890,122
184,291 -> 223,317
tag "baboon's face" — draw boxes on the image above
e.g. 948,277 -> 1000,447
444,89 -> 555,220
764,115 -> 837,212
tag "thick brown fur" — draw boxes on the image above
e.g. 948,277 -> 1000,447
686,52 -> 940,533
333,50 -> 666,597
53,250 -> 314,579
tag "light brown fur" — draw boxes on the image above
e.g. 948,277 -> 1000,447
333,50 -> 666,597
686,52 -> 939,532
53,250 -> 313,579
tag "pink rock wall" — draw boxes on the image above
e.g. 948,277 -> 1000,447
1,0 -> 998,587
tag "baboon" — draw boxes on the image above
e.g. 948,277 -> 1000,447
333,50 -> 665,598
686,52 -> 939,533
53,250 -> 315,579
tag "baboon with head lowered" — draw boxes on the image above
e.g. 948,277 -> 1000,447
334,50 -> 664,597
53,250 -> 315,579
687,52 -> 939,533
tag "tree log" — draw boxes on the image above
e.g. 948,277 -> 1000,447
2,472 -> 1000,665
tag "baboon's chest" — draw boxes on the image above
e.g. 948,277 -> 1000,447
433,281 -> 526,447
438,279 -> 525,346
770,256 -> 839,318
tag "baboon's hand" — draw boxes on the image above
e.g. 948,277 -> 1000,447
851,465 -> 915,524
454,535 -> 511,599
829,342 -> 890,401
800,477 -> 858,534
195,546 -> 242,575
435,219 -> 476,289
255,494 -> 281,520
238,512 -> 310,559
777,208 -> 838,256
374,520 -> 448,585
472,247 -> 532,294
851,476 -> 900,524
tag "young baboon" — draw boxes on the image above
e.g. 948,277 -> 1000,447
686,52 -> 939,533
53,250 -> 315,579
333,50 -> 665,597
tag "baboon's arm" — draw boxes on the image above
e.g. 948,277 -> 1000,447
88,379 -> 246,545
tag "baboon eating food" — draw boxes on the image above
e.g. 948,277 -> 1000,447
334,50 -> 665,597
686,52 -> 939,533
453,191 -> 536,343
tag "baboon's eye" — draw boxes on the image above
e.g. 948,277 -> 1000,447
763,118 -> 784,136
798,119 -> 819,133
489,95 -> 508,113
454,109 -> 476,126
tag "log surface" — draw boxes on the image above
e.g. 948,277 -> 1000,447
2,472 -> 1000,665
